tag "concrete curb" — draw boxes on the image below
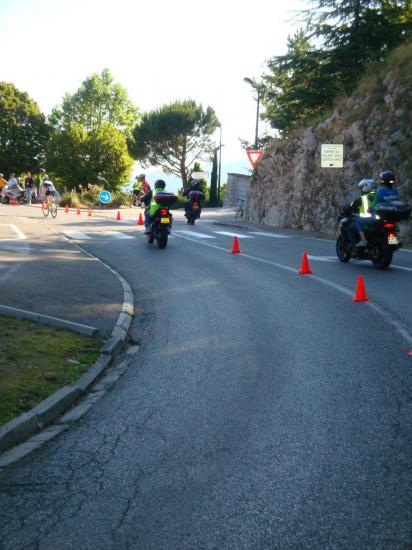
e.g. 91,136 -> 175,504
0,234 -> 135,465
0,304 -> 99,336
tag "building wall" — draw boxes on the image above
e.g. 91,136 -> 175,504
223,173 -> 251,208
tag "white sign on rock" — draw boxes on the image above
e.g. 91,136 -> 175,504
321,144 -> 344,168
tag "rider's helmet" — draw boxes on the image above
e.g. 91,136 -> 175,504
138,173 -> 145,181
40,168 -> 46,174
358,179 -> 376,194
192,178 -> 199,185
154,179 -> 166,189
43,175 -> 49,182
379,170 -> 395,187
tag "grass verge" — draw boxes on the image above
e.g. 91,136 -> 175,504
0,316 -> 102,427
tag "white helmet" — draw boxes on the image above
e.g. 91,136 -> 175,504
358,179 -> 376,194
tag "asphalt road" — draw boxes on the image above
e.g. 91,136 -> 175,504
1,205 -> 412,549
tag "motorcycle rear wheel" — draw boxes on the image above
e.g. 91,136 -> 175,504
370,238 -> 393,269
336,236 -> 351,262
157,230 -> 168,249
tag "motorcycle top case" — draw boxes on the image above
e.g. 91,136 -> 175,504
188,190 -> 205,200
374,200 -> 411,222
154,192 -> 178,206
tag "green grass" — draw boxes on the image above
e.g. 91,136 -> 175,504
0,317 -> 102,427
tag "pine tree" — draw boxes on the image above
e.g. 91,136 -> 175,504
209,149 -> 218,207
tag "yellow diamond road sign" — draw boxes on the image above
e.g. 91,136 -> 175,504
321,144 -> 344,168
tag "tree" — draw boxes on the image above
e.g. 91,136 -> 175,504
47,123 -> 133,191
128,99 -> 219,192
0,82 -> 48,176
209,149 -> 218,206
261,31 -> 342,134
305,0 -> 412,91
49,68 -> 138,134
47,69 -> 137,188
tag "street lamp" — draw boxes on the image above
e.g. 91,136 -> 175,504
217,122 -> 223,205
243,77 -> 261,149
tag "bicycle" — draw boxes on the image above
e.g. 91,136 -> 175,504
234,199 -> 245,222
41,194 -> 58,218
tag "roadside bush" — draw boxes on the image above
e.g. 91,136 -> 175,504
59,190 -> 80,208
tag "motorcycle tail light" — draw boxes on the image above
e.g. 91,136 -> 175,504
161,208 -> 168,215
388,232 -> 396,238
384,223 -> 395,228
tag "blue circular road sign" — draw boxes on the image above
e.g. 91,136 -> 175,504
99,190 -> 112,204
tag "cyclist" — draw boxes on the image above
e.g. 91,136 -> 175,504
42,176 -> 56,199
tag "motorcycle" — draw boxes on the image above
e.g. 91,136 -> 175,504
146,193 -> 178,249
185,190 -> 205,225
336,200 -> 411,269
0,184 -> 28,205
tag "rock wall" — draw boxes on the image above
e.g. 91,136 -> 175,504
246,57 -> 412,242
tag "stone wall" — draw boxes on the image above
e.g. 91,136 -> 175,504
245,63 -> 412,242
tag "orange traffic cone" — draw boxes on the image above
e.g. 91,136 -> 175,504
76,205 -> 81,215
353,275 -> 368,302
116,210 -> 121,221
137,212 -> 144,226
298,252 -> 312,275
230,236 -> 241,254
12,198 -> 17,206
88,207 -> 92,217
64,204 -> 69,213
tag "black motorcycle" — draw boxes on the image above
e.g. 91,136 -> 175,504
146,193 -> 178,249
185,190 -> 205,225
336,201 -> 411,269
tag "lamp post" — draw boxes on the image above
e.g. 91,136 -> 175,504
243,77 -> 261,149
217,123 -> 223,205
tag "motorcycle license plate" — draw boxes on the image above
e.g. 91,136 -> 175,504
388,236 -> 398,245
161,217 -> 170,224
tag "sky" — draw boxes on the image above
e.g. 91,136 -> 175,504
0,0 -> 306,189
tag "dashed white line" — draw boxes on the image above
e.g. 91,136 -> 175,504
214,231 -> 253,239
248,231 -> 291,238
174,230 -> 215,239
64,231 -> 91,240
102,231 -> 134,239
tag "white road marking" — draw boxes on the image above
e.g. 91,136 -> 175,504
392,265 -> 412,272
0,223 -> 27,240
304,237 -> 335,243
174,230 -> 215,239
214,231 -> 253,239
64,231 -> 91,240
102,231 -> 134,239
248,231 -> 291,238
399,248 -> 412,254
307,255 -> 337,263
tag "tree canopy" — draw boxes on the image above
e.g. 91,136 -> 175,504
128,100 -> 219,191
261,0 -> 412,134
47,69 -> 136,189
0,82 -> 48,176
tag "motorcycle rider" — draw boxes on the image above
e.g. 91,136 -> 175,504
347,178 -> 377,248
372,170 -> 399,208
183,179 -> 206,217
42,176 -> 56,198
145,179 -> 169,231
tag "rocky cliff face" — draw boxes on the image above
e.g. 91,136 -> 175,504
246,46 -> 412,241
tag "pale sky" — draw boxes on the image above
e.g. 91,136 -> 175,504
0,0 -> 306,183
